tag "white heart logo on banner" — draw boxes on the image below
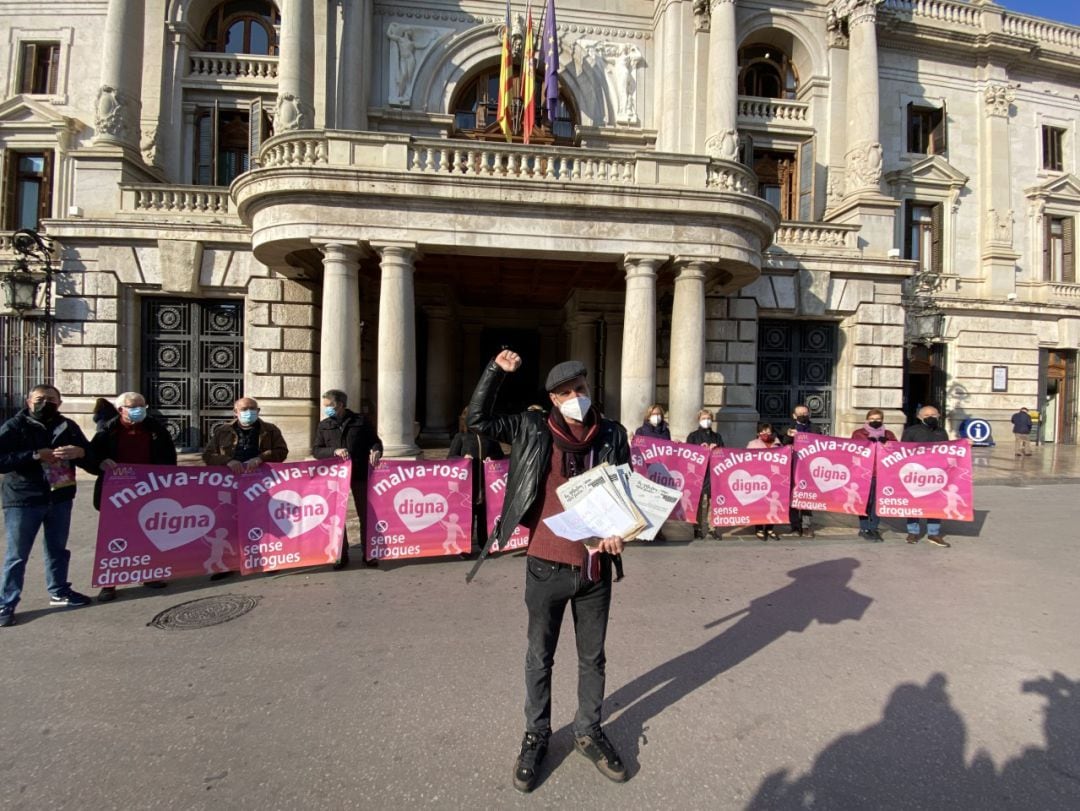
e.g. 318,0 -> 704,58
646,463 -> 684,491
809,458 -> 851,493
270,490 -> 329,538
898,463 -> 949,498
728,470 -> 771,505
393,487 -> 449,532
138,498 -> 216,552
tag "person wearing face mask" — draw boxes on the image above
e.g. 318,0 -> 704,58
851,408 -> 898,542
747,422 -> 782,541
686,409 -> 724,539
203,396 -> 289,578
900,405 -> 951,547
0,384 -> 95,628
312,389 -> 383,569
467,352 -> 630,793
780,404 -> 820,537
636,404 -> 671,440
90,392 -> 178,600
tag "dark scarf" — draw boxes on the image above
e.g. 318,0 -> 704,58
547,407 -> 600,477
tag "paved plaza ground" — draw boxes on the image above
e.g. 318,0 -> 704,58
2,444 -> 1079,809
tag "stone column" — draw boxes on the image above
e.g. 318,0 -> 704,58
277,0 -> 315,131
374,243 -> 421,458
981,82 -> 1019,296
93,0 -> 145,147
842,0 -> 883,197
318,243 -> 363,409
422,305 -> 456,440
619,255 -> 665,433
705,0 -> 739,161
603,317 -> 624,423
339,0 -> 369,130
668,260 -> 709,441
824,10 -> 850,211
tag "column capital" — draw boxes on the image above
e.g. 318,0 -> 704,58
831,0 -> 883,27
672,258 -> 714,280
314,240 -> 365,259
621,253 -> 668,277
371,241 -> 423,262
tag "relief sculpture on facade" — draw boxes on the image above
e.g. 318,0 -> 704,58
845,140 -> 883,191
94,85 -> 138,143
570,39 -> 644,127
984,83 -> 1016,118
987,208 -> 1014,246
386,24 -> 449,107
275,91 -> 312,131
706,129 -> 740,162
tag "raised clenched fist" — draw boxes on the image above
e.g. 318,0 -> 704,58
495,350 -> 522,373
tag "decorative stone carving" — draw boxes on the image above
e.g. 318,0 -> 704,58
275,91 -> 312,131
693,0 -> 711,32
830,0 -> 884,26
140,125 -> 160,166
571,39 -> 644,126
826,7 -> 849,48
609,43 -> 644,125
986,208 -> 1014,246
94,85 -> 138,143
827,170 -> 845,207
845,141 -> 883,190
984,83 -> 1015,118
706,128 -> 740,162
386,23 -> 447,107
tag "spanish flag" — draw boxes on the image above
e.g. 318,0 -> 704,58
496,0 -> 513,141
521,2 -> 536,143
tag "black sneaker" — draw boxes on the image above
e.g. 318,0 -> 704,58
209,571 -> 236,581
97,587 -> 117,602
512,731 -> 548,793
870,530 -> 885,542
0,605 -> 14,627
143,580 -> 167,589
50,589 -> 91,607
574,730 -> 627,783
333,543 -> 350,571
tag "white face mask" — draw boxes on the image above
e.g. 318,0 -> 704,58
559,395 -> 591,422
649,414 -> 662,426
699,419 -> 711,429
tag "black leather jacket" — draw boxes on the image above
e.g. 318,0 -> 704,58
467,361 -> 630,549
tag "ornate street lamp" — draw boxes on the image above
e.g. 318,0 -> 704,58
2,229 -> 53,321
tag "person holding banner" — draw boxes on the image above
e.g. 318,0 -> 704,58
851,408 -> 897,542
636,403 -> 671,440
900,405 -> 951,546
90,392 -> 178,601
687,409 -> 723,539
747,423 -> 782,541
0,385 -> 95,627
311,389 -> 382,569
780,404 -> 819,537
468,352 -> 630,793
202,396 -> 288,577
448,406 -> 504,557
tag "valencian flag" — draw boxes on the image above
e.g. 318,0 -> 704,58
521,1 -> 536,143
542,0 -> 560,123
496,0 -> 514,141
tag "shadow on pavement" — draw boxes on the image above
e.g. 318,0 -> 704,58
536,558 -> 872,784
747,671 -> 1080,810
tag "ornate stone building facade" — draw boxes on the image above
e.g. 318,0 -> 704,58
0,0 -> 1077,453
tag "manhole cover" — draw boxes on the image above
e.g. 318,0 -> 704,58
148,594 -> 260,631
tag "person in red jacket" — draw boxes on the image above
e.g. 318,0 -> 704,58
851,408 -> 897,542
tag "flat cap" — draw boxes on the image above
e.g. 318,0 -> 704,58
545,360 -> 587,392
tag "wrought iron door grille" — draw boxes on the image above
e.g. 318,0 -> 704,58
0,315 -> 53,422
757,320 -> 837,434
142,298 -> 243,451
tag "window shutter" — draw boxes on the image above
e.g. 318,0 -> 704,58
931,203 -> 943,274
906,102 -> 914,152
19,44 -> 36,94
2,151 -> 15,230
211,101 -> 220,186
798,137 -> 814,221
1064,217 -> 1076,284
1044,215 -> 1052,281
931,103 -> 947,155
38,150 -> 53,225
248,98 -> 263,168
46,45 -> 59,95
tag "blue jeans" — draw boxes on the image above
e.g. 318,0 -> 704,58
523,555 -> 612,738
906,518 -> 942,536
1,500 -> 74,609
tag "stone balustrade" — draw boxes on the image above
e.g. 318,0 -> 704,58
737,96 -> 809,125
407,141 -> 637,184
188,52 -> 278,82
883,0 -> 982,28
1001,13 -> 1080,49
121,184 -> 234,217
884,0 -> 1080,53
260,136 -> 328,167
1048,282 -> 1080,303
773,222 -> 859,250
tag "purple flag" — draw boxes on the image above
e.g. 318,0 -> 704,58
542,0 -> 559,122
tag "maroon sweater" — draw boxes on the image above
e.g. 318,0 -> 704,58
524,429 -> 591,568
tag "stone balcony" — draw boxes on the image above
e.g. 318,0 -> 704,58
184,52 -> 278,90
737,96 -> 812,134
1015,281 -> 1080,307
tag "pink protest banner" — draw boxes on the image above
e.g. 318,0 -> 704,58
790,433 -> 876,514
708,446 -> 793,527
483,458 -> 530,552
875,440 -> 974,521
366,458 -> 472,562
630,436 -> 710,523
236,460 -> 353,574
93,465 -> 239,587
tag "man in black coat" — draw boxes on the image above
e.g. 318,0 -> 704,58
779,403 -> 820,537
0,384 -> 95,627
90,391 -> 178,601
311,389 -> 383,568
900,405 -> 951,547
1011,407 -> 1033,457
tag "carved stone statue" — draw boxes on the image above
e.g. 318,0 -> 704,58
845,141 -> 883,190
95,85 -> 124,140
140,125 -> 160,166
275,92 -> 309,131
987,208 -> 1014,245
386,23 -> 444,107
706,129 -> 740,162
608,44 -> 644,125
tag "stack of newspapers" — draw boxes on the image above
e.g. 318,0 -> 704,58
542,463 -> 682,542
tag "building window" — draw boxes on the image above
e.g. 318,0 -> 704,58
738,45 -> 798,99
753,149 -> 797,220
450,67 -> 577,144
1043,126 -> 1065,172
194,108 -> 250,186
1045,216 -> 1075,283
904,202 -> 942,274
907,104 -> 946,155
3,151 -> 53,230
202,1 -> 280,55
18,42 -> 60,95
